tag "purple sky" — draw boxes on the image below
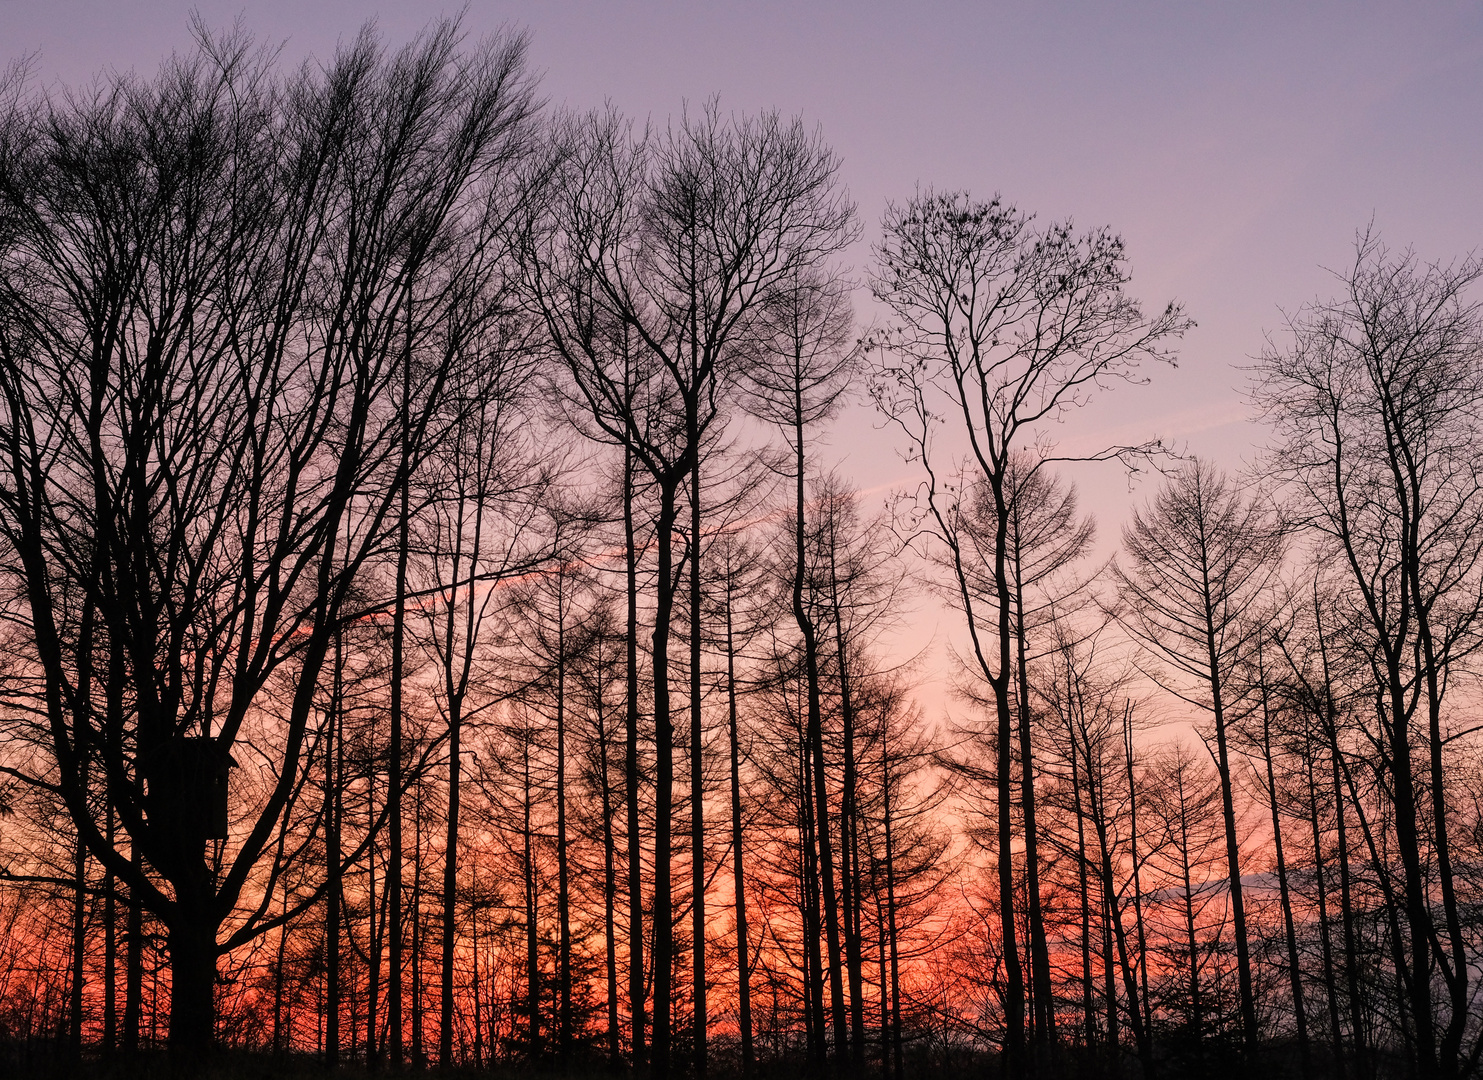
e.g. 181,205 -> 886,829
7,1 -> 1479,477
6,1 -> 1482,703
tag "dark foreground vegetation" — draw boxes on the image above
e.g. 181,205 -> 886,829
0,15 -> 1479,1080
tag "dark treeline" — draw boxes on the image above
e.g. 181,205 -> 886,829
0,19 -> 1480,1080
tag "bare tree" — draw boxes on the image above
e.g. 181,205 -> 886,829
744,267 -> 857,1066
1140,743 -> 1227,1056
1255,234 -> 1483,1080
1113,458 -> 1283,1056
523,102 -> 854,1080
414,350 -> 556,1067
868,189 -> 1189,1078
987,457 -> 1095,1059
707,527 -> 774,1080
0,21 -> 539,1056
1035,619 -> 1153,1076
1269,578 -> 1373,1079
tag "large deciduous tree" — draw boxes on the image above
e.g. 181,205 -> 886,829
1113,457 -> 1282,1055
1254,234 -> 1483,1080
867,190 -> 1188,1078
522,102 -> 854,1080
744,267 -> 857,1067
0,22 -> 539,1056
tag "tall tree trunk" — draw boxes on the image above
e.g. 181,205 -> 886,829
792,414 -> 847,1067
470,857 -> 483,1069
318,952 -> 326,1056
725,581 -> 755,1079
1316,598 -> 1362,1080
801,721 -> 826,1068
350,921 -> 362,1065
988,481 -> 1026,1080
124,842 -> 143,1053
1332,741 -> 1366,1079
881,730 -> 904,1080
598,640 -> 622,1063
652,480 -> 680,1080
272,878 -> 289,1054
847,820 -> 866,1066
690,450 -> 707,1080
104,801 -> 117,1054
439,499 -> 484,1068
1332,731 -> 1414,1071
70,775 -> 88,1056
1101,851 -> 1118,1075
525,734 -> 540,1054
806,569 -> 848,1071
327,643 -> 344,1068
1200,586 -> 1258,1055
877,889 -> 889,1076
166,912 -> 218,1059
1012,540 -> 1054,1068
1384,673 -> 1436,1080
827,533 -> 866,1070
1083,723 -> 1118,1074
1123,705 -> 1150,1051
1068,720 -> 1095,1054
558,590 -> 573,1068
1412,546 -> 1470,1080
1174,764 -> 1203,1041
624,442 -> 647,1070
438,706 -> 462,1067
1089,743 -> 1152,1079
369,753 -> 383,1070
412,788 -> 424,1070
1303,729 -> 1345,1080
1259,657 -> 1311,1078
388,457 -> 409,1070
70,613 -> 94,1059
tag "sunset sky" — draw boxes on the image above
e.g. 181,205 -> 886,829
1,11 -> 1479,1068
6,0 -> 1481,705
8,1 -> 1479,472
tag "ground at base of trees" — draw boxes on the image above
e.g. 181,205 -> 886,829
0,1039 -> 1418,1080
0,1046 -> 625,1080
